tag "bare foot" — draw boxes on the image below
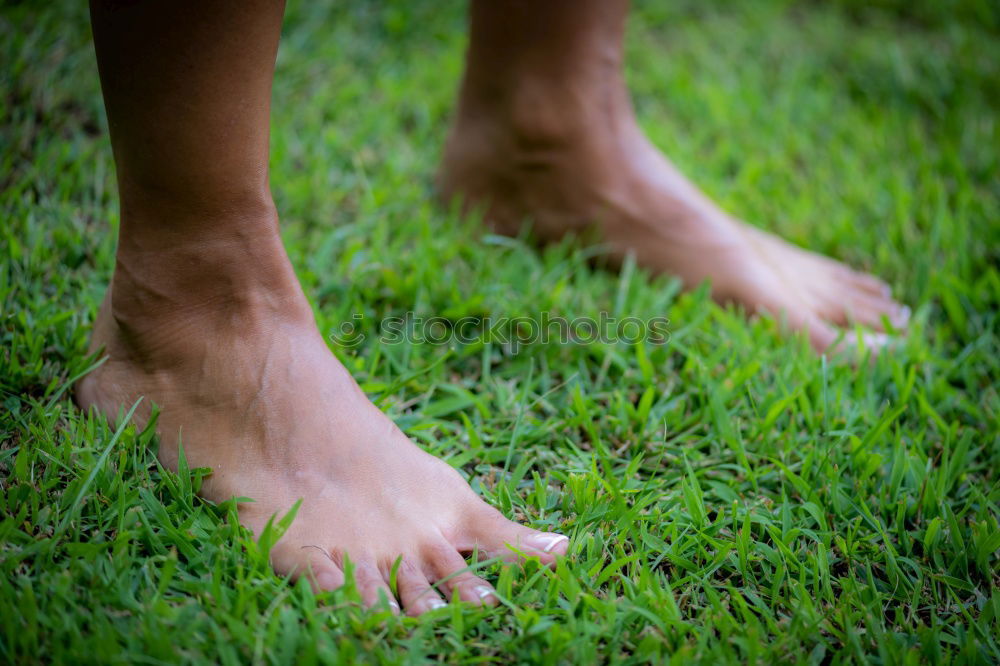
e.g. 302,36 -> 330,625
75,232 -> 568,615
439,23 -> 908,353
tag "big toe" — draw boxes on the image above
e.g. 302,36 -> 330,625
460,505 -> 569,566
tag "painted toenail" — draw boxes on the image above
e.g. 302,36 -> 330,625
526,533 -> 568,553
428,598 -> 446,609
475,585 -> 495,601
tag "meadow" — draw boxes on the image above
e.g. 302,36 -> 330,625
2,1 -> 998,662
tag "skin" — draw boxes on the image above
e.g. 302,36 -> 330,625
77,0 -> 568,617
440,0 -> 910,352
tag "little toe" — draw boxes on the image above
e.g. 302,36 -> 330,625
303,551 -> 345,592
802,316 -> 842,354
271,542 -> 345,593
752,297 -> 841,354
395,559 -> 447,616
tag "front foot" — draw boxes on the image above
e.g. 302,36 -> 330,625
76,275 -> 568,615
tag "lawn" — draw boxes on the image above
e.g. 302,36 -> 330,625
2,0 -> 999,663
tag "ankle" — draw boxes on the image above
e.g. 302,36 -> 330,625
107,210 -> 312,355
455,79 -> 609,149
446,62 -> 639,187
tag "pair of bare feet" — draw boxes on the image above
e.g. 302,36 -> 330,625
77,0 -> 907,616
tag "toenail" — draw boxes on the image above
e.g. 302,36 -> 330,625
428,598 -> 447,609
475,585 -> 495,601
526,533 -> 568,553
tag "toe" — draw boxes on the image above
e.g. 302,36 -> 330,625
750,292 -> 843,354
801,315 -> 842,353
841,266 -> 893,298
353,561 -> 399,613
799,250 -> 893,299
829,290 -> 910,331
848,295 -> 909,331
272,543 -> 344,593
793,310 -> 898,358
461,505 -> 569,567
423,542 -> 498,606
395,559 -> 446,615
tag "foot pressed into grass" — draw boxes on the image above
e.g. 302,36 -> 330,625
440,84 -> 909,353
75,236 -> 567,616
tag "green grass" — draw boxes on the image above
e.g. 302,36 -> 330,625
2,0 -> 999,663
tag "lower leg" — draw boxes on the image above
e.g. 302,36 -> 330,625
440,0 -> 909,352
80,0 -> 566,615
